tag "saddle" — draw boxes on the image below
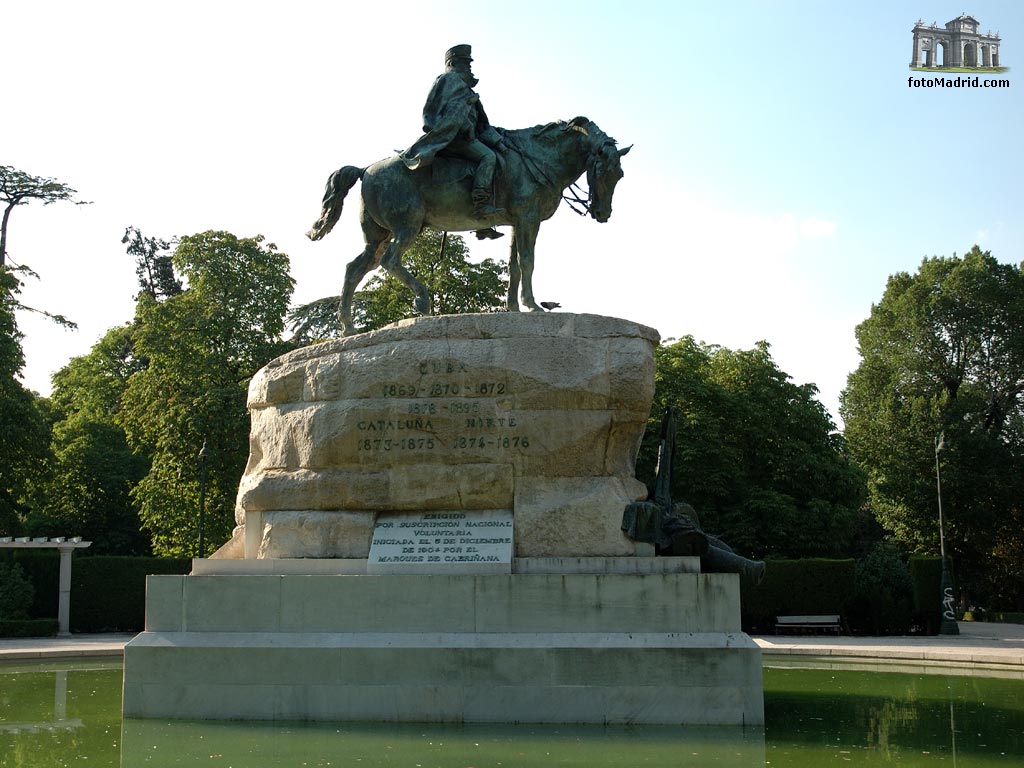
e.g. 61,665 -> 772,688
422,153 -> 479,187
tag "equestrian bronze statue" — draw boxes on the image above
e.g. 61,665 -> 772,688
307,45 -> 630,336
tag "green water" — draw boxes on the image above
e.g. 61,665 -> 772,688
1,661 -> 1022,767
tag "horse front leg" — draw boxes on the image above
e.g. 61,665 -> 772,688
506,233 -> 521,311
380,227 -> 431,316
514,220 -> 543,311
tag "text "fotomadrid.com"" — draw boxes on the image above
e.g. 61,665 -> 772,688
908,75 -> 1010,88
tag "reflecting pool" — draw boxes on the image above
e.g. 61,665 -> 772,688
1,658 -> 1023,766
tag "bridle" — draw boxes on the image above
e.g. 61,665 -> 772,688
563,139 -> 620,217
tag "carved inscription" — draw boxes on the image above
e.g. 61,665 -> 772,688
367,510 -> 514,572
354,359 -> 528,454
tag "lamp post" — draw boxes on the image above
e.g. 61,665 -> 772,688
197,440 -> 211,558
934,433 -> 959,635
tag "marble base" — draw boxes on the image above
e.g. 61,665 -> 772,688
123,567 -> 763,725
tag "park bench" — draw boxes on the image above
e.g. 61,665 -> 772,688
774,615 -> 843,635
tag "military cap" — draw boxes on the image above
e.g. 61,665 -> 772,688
445,44 -> 473,65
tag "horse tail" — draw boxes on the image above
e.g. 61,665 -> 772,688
306,165 -> 365,241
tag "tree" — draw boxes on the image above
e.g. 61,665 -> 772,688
123,226 -> 182,301
1,165 -> 89,269
0,166 -> 88,535
0,269 -> 50,536
638,337 -> 865,558
118,231 -> 294,556
288,229 -> 507,341
841,247 -> 1024,607
25,325 -> 150,553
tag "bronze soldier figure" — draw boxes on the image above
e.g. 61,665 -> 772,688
400,44 -> 508,235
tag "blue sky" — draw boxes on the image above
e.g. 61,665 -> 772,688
6,1 -> 1022,423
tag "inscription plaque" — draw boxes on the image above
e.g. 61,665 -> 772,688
367,509 -> 514,574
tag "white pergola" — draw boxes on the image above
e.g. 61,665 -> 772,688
0,537 -> 92,636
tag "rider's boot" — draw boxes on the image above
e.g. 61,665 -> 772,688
475,228 -> 503,240
472,187 -> 504,218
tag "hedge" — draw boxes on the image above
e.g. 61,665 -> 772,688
990,612 -> 1024,624
0,619 -> 59,638
740,558 -> 856,633
963,610 -> 1024,624
70,557 -> 192,633
0,553 -> 191,634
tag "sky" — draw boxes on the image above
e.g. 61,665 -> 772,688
5,1 -> 1022,425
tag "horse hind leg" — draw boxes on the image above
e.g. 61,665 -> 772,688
380,227 -> 431,316
339,223 -> 389,336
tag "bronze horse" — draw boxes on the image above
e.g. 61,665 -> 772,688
307,116 -> 630,335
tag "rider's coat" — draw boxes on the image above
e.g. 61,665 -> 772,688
400,71 -> 503,171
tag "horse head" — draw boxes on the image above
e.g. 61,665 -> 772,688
587,140 -> 630,223
569,117 -> 631,223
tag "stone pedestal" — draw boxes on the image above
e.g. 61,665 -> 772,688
123,559 -> 763,725
123,313 -> 764,724
219,313 -> 658,560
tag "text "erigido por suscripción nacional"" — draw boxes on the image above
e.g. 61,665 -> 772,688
908,75 -> 1010,88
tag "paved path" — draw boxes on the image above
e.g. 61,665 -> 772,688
0,633 -> 135,660
2,624 -> 1023,672
757,621 -> 1024,674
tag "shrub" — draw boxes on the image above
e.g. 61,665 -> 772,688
908,555 -> 942,634
845,541 -> 913,635
0,549 -> 59,618
0,561 -> 34,620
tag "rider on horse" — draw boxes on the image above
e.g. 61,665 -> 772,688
399,44 -> 508,240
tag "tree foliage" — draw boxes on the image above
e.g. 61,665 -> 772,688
25,325 -> 150,553
1,165 -> 89,269
117,231 -> 294,556
0,268 -> 50,536
123,226 -> 181,301
639,336 -> 865,558
0,166 -> 90,535
289,229 -> 507,341
841,247 -> 1024,607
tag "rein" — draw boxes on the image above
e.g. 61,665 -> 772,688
504,123 -> 613,218
562,183 -> 591,216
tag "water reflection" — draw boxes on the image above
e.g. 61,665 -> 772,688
121,720 -> 766,767
763,664 -> 1024,765
3,662 -> 1024,767
0,662 -> 121,767
0,669 -> 82,734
